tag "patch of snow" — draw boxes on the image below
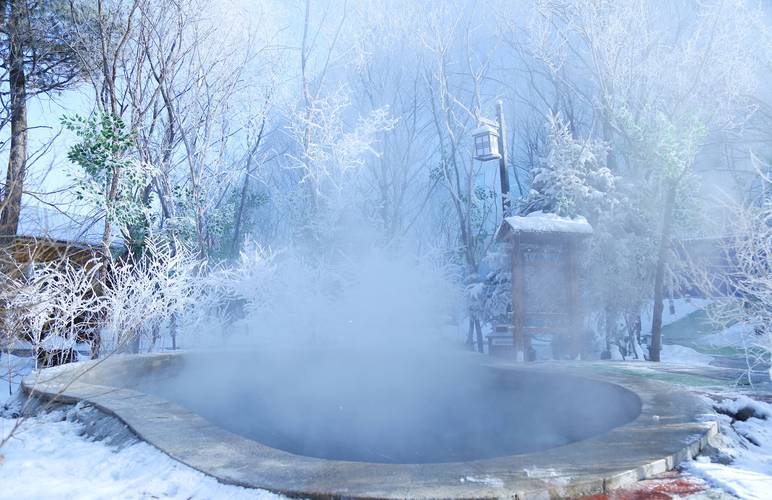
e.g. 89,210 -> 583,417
685,397 -> 772,500
1,354 -> 35,408
715,395 -> 772,420
0,406 -> 283,500
460,475 -> 505,487
522,467 -> 570,486
501,211 -> 593,235
660,344 -> 714,365
699,323 -> 754,349
687,460 -> 772,500
641,298 -> 712,333
39,335 -> 76,351
608,344 -> 624,361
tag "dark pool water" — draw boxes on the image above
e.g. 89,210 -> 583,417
131,350 -> 641,464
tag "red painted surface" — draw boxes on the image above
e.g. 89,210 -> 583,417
579,472 -> 706,500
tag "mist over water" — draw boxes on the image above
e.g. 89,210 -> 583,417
140,348 -> 640,464
138,248 -> 641,464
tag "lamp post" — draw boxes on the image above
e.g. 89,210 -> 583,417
472,100 -> 511,217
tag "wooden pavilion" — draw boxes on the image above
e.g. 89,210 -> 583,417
492,212 -> 593,361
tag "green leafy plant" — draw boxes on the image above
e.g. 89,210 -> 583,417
63,113 -> 157,245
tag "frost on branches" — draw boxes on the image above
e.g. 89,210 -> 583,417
519,112 -> 615,219
0,256 -> 104,365
99,239 -> 208,354
284,88 -> 397,246
694,201 -> 772,380
0,239 -> 211,367
479,112 -> 653,359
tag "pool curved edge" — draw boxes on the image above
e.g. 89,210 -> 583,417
22,352 -> 718,500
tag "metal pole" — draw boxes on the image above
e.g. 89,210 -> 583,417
496,100 -> 512,217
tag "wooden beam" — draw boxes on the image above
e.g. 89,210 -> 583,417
567,240 -> 582,359
511,234 -> 525,362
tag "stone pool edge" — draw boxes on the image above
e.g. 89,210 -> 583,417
22,352 -> 719,500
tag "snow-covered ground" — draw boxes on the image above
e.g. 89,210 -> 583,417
660,343 -> 715,365
698,323 -> 755,349
641,297 -> 712,334
685,396 -> 772,500
0,404 -> 282,500
1,354 -> 282,500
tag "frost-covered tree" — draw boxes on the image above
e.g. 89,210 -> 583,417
689,180 -> 772,380
519,112 -> 614,219
524,0 -> 766,360
285,88 -> 396,241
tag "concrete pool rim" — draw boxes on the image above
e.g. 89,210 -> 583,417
22,352 -> 718,499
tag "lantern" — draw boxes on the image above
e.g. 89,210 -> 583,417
472,122 -> 501,161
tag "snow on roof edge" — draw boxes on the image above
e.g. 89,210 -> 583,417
16,204 -> 120,247
501,211 -> 593,236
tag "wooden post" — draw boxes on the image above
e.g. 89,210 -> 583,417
496,101 -> 511,217
474,317 -> 484,354
567,239 -> 582,359
511,235 -> 525,362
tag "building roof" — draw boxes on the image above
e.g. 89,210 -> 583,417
16,204 -> 115,247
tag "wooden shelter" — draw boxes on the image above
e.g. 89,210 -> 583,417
1,205 -> 117,275
1,236 -> 105,276
1,205 -> 120,365
493,212 -> 593,361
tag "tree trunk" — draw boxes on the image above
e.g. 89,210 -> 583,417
91,161 -> 122,360
474,317 -> 484,354
231,160 -> 251,258
102,169 -> 120,258
650,184 -> 676,362
0,0 -> 28,238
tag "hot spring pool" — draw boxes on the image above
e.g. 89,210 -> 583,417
25,351 -> 717,498
131,351 -> 642,464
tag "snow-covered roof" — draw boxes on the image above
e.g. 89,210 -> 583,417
497,211 -> 593,239
16,204 -> 115,247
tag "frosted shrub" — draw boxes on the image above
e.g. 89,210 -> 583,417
99,239 -> 207,353
474,243 -> 511,326
0,257 -> 105,364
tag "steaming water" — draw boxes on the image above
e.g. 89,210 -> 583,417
134,349 -> 641,464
